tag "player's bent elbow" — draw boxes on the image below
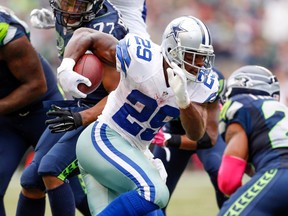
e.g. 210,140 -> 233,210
218,175 -> 241,196
29,80 -> 47,96
217,155 -> 247,196
186,128 -> 205,142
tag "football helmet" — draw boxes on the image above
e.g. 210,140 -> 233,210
225,65 -> 280,99
161,16 -> 215,82
49,0 -> 104,28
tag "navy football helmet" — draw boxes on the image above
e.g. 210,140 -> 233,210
50,0 -> 104,28
225,65 -> 280,100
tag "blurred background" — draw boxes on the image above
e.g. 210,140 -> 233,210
1,0 -> 288,103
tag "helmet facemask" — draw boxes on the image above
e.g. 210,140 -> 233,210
168,44 -> 215,82
50,0 -> 103,28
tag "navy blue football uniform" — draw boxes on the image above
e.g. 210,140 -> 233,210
0,9 -> 63,215
55,1 -> 127,104
218,94 -> 288,215
152,68 -> 228,212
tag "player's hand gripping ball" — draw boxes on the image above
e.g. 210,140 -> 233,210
74,53 -> 103,94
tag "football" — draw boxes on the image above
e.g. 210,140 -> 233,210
74,53 -> 103,94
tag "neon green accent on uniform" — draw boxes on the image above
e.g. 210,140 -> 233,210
0,22 -> 9,44
57,83 -> 67,99
220,100 -> 232,121
223,169 -> 277,216
218,79 -> 224,96
77,174 -> 87,194
57,159 -> 79,181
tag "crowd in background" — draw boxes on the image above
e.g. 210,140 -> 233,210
2,0 -> 288,78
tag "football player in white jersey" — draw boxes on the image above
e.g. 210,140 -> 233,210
46,16 -> 219,215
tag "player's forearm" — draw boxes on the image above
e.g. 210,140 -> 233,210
80,96 -> 108,126
0,80 -> 46,115
180,102 -> 207,141
64,28 -> 117,67
63,28 -> 96,62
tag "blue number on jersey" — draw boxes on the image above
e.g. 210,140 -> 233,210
113,35 -> 178,140
112,90 -> 179,141
134,36 -> 152,61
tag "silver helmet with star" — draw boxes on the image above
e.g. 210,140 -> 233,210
161,16 -> 215,82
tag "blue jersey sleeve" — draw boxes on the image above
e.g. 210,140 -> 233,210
0,11 -> 29,46
219,96 -> 253,139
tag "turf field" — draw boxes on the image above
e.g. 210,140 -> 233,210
5,168 -> 219,216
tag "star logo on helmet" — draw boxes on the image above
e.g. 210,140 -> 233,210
167,24 -> 187,42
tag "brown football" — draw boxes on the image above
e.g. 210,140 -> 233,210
74,53 -> 103,94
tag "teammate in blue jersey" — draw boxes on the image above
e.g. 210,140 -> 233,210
46,15 -> 219,215
217,65 -> 288,215
152,68 -> 228,214
16,0 -> 128,215
0,6 -> 63,216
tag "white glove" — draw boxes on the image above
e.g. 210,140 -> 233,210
151,158 -> 168,183
30,8 -> 55,29
167,62 -> 190,109
143,149 -> 167,182
57,58 -> 92,98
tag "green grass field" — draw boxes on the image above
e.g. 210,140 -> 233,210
5,168 -> 219,216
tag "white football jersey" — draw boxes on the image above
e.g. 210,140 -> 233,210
109,0 -> 149,38
98,33 -> 219,150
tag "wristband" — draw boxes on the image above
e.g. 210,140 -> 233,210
196,132 -> 213,149
72,112 -> 83,127
166,135 -> 181,148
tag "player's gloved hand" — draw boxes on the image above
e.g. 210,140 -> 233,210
30,8 -> 55,29
57,58 -> 92,98
152,158 -> 168,182
167,62 -> 190,109
45,105 -> 83,133
151,128 -> 165,147
151,129 -> 173,147
143,149 -> 168,183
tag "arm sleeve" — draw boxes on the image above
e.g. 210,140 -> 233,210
218,155 -> 247,196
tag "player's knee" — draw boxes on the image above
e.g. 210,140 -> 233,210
38,154 -> 59,177
201,152 -> 222,174
20,162 -> 45,190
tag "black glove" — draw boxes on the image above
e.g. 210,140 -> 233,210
45,105 -> 83,133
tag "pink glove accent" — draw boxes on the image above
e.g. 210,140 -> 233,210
151,129 -> 165,147
218,155 -> 247,196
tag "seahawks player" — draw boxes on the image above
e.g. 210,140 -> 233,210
17,0 -> 128,215
47,15 -> 219,215
152,68 -> 228,214
217,65 -> 288,215
0,6 -> 63,216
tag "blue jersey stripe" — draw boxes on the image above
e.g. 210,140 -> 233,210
142,0 -> 147,22
116,39 -> 131,75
